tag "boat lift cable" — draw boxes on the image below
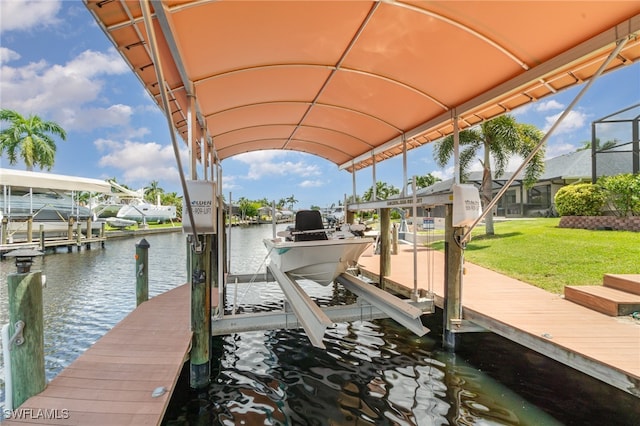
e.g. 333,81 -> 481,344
233,246 -> 275,314
460,36 -> 629,244
140,1 -> 199,243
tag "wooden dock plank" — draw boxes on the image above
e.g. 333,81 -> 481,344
4,284 -> 191,425
43,376 -> 173,392
357,246 -> 640,396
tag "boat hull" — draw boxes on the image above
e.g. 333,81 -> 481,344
105,217 -> 137,229
116,203 -> 176,223
264,237 -> 373,286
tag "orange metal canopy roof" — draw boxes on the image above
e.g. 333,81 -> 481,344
85,1 -> 640,173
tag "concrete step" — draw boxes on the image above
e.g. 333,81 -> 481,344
564,285 -> 640,316
604,274 -> 640,295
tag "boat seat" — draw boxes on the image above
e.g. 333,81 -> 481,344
294,210 -> 328,242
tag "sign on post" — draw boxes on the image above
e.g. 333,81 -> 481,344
452,184 -> 482,227
182,180 -> 217,234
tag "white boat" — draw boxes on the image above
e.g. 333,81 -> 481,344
263,210 -> 373,286
105,217 -> 137,229
324,206 -> 345,225
115,200 -> 176,223
93,181 -> 177,224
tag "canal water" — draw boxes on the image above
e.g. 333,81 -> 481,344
0,227 -> 638,425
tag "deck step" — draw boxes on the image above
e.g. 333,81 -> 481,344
564,285 -> 640,316
604,274 -> 640,295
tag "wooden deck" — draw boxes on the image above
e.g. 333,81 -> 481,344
0,237 -> 107,257
357,245 -> 640,397
3,284 -> 191,425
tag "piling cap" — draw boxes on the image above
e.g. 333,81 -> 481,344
136,238 -> 150,248
4,249 -> 44,273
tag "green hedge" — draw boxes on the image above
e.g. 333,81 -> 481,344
555,173 -> 640,217
598,173 -> 640,217
554,183 -> 606,216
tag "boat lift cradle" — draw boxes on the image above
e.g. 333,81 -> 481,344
213,265 -> 432,349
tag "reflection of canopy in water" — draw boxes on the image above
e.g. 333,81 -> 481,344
84,1 -> 640,172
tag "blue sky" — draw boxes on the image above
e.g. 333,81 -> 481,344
1,1 -> 639,209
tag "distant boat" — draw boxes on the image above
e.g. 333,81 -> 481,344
115,200 -> 176,223
263,210 -> 373,286
92,181 -> 177,224
324,206 -> 345,225
105,217 -> 137,229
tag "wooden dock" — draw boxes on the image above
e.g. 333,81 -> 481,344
357,245 -> 640,397
0,237 -> 107,257
3,284 -> 191,425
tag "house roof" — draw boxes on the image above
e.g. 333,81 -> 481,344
414,148 -> 633,197
541,148 -> 632,180
84,1 -> 640,174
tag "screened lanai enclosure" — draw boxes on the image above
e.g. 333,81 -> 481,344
591,103 -> 640,182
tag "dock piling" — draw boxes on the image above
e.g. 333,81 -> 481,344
39,224 -> 45,251
443,205 -> 464,351
379,208 -> 391,287
26,217 -> 33,243
2,217 -> 8,245
5,250 -> 46,408
189,234 -> 211,388
135,238 -> 150,306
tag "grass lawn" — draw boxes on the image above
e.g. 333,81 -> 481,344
432,218 -> 639,294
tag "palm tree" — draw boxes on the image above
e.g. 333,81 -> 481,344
577,137 -> 617,152
0,109 -> 66,171
433,114 -> 544,235
286,194 -> 298,210
145,180 -> 164,204
363,181 -> 400,201
412,173 -> 441,190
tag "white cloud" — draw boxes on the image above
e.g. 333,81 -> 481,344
233,150 -> 321,180
299,179 -> 324,188
95,138 -> 187,187
65,104 -> 134,132
432,166 -> 454,181
0,47 -> 20,63
512,103 -> 531,116
545,140 -> 577,158
222,175 -> 241,191
535,99 -> 564,112
0,48 -> 130,131
0,0 -> 62,34
543,110 -> 587,134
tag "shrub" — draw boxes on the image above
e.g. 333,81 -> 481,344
598,173 -> 640,217
554,183 -> 606,216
